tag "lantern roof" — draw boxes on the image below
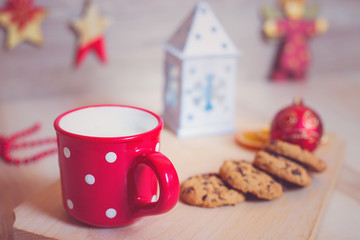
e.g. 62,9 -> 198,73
165,2 -> 240,59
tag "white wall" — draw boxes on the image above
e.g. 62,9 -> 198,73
0,0 -> 358,101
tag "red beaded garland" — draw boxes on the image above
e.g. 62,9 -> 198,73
270,98 -> 323,152
0,123 -> 57,164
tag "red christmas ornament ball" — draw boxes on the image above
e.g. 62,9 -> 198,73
270,98 -> 323,152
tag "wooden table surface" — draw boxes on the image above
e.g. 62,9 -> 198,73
0,0 -> 359,239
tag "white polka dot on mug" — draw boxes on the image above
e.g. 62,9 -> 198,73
63,147 -> 71,158
105,152 -> 117,163
106,208 -> 117,219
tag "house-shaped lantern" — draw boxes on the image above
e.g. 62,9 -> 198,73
163,1 -> 240,138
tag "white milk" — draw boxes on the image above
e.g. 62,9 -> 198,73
59,106 -> 159,137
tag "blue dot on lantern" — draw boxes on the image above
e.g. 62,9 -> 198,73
189,68 -> 196,75
225,65 -> 231,72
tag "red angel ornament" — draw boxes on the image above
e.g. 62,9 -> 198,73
263,0 -> 328,80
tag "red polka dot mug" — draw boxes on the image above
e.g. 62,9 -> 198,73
54,105 -> 180,227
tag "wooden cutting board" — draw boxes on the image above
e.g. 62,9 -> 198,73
13,131 -> 345,240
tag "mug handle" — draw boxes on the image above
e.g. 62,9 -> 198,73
129,151 -> 179,218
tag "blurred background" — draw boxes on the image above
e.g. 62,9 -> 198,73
0,0 -> 359,101
0,1 -> 359,238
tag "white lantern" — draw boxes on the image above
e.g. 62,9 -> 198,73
163,2 -> 240,138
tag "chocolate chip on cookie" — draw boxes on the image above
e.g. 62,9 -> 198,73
254,151 -> 312,187
219,160 -> 283,200
180,173 -> 245,208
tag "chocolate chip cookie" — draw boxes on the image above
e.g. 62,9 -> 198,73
254,151 -> 312,187
264,140 -> 326,172
219,160 -> 283,200
180,173 -> 245,208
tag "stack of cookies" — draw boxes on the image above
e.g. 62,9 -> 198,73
180,140 -> 327,208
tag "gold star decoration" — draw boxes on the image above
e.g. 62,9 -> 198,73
72,1 -> 110,47
71,1 -> 111,66
0,0 -> 47,50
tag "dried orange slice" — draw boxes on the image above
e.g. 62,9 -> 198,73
235,128 -> 270,150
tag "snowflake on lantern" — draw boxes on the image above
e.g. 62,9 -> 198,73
0,0 -> 47,49
262,0 -> 328,80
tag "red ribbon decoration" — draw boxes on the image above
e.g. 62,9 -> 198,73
0,123 -> 57,165
75,37 -> 107,67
